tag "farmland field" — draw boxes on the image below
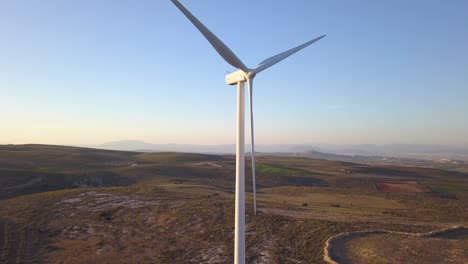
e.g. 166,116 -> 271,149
0,144 -> 467,263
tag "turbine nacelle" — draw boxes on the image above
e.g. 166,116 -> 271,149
226,70 -> 256,85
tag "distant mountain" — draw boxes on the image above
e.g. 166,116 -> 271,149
265,150 -> 354,161
267,150 -> 468,169
98,140 -> 157,151
295,150 -> 356,161
94,140 -> 323,154
315,144 -> 468,161
95,140 -> 236,153
91,140 -> 468,162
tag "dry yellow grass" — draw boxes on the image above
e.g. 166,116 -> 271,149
1,145 -> 468,263
260,187 -> 406,210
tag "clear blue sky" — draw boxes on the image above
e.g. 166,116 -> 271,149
1,0 -> 467,145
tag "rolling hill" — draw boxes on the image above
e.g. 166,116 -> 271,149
0,144 -> 467,263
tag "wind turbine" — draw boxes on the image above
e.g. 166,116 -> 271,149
170,1 -> 325,263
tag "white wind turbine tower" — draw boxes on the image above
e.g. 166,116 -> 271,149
170,1 -> 325,263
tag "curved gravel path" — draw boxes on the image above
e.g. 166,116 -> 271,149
323,226 -> 465,264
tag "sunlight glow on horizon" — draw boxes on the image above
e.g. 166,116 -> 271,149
1,0 -> 467,146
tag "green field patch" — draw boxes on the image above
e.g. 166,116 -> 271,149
256,164 -> 305,175
429,185 -> 467,195
135,152 -> 222,163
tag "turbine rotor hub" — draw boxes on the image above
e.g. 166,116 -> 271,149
245,71 -> 256,80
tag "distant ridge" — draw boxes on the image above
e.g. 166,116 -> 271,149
90,140 -> 468,162
95,140 -> 236,154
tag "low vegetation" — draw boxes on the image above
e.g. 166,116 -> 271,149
0,144 -> 467,263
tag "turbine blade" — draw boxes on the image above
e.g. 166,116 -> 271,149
247,78 -> 257,215
253,34 -> 326,74
171,0 -> 249,72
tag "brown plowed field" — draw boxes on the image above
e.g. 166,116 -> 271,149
375,182 -> 430,193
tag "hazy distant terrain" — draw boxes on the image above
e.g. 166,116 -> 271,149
91,140 -> 468,162
266,150 -> 468,173
0,144 -> 467,263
